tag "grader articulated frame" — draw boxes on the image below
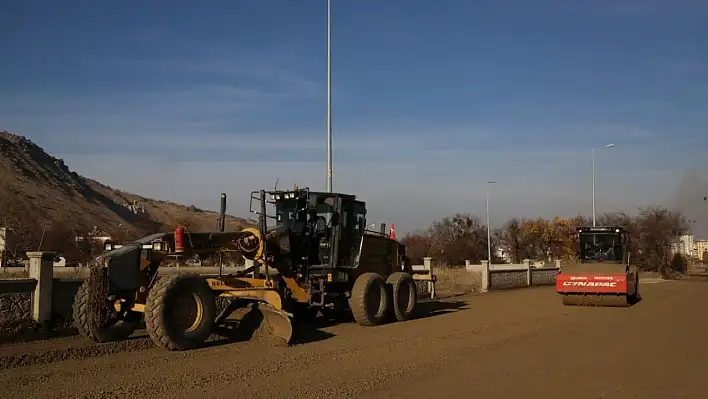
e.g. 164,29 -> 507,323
73,188 -> 428,350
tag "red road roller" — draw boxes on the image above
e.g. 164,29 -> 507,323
556,226 -> 640,307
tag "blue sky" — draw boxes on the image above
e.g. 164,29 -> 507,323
1,0 -> 707,233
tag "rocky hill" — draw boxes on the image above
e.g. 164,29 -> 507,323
0,130 -> 250,243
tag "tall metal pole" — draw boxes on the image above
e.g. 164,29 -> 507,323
326,0 -> 333,192
591,143 -> 615,227
592,148 -> 596,227
486,180 -> 497,263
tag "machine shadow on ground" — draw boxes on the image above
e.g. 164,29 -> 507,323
415,300 -> 468,320
206,299 -> 469,348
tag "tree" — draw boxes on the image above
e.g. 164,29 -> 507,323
426,213 -> 489,265
632,206 -> 689,275
406,206 -> 689,271
499,218 -> 527,263
399,231 -> 435,265
0,189 -> 41,258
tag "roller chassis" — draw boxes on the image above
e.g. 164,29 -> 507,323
556,226 -> 641,307
72,189 -> 422,351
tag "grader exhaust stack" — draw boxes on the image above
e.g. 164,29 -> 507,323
555,226 -> 640,307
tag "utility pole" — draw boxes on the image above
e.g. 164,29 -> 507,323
486,180 -> 497,263
326,0 -> 333,192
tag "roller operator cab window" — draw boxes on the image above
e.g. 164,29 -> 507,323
579,233 -> 623,262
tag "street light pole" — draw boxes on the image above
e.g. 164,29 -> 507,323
486,180 -> 497,263
592,144 -> 615,226
326,0 -> 333,193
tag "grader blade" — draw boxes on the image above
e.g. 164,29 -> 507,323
244,303 -> 293,346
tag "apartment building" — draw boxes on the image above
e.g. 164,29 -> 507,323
695,238 -> 708,261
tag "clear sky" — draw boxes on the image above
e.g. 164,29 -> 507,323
1,0 -> 707,233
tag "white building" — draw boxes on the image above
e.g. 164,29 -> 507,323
1,227 -> 16,268
671,234 -> 695,258
495,246 -> 512,263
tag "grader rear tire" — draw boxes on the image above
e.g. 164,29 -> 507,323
350,272 -> 389,326
145,275 -> 216,351
386,272 -> 418,322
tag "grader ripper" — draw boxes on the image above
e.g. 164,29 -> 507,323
555,226 -> 640,307
72,188 -> 430,350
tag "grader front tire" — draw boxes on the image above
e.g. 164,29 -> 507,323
350,272 -> 389,327
145,275 -> 216,351
73,278 -> 140,343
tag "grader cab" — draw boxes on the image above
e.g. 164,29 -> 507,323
73,188 -> 423,350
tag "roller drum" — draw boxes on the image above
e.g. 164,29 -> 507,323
562,294 -> 629,307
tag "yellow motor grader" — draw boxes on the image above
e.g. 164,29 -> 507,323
72,188 -> 426,350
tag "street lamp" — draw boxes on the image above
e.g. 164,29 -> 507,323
592,144 -> 615,226
325,0 -> 333,193
486,180 -> 497,263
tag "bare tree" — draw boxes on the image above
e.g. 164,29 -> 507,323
399,230 -> 435,265
632,206 -> 689,275
427,213 -> 489,265
499,218 -> 527,263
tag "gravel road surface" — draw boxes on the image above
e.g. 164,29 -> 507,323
1,278 -> 707,399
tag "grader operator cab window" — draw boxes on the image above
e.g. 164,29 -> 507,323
577,227 -> 626,263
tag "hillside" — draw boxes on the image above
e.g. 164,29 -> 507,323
0,130 -> 250,241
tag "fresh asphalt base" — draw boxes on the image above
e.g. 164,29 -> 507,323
1,278 -> 707,399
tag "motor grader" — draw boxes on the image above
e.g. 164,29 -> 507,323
72,188 -> 422,350
555,226 -> 640,307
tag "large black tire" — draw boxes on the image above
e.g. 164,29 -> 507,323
145,275 -> 216,351
73,278 -> 140,343
349,272 -> 389,326
386,272 -> 418,322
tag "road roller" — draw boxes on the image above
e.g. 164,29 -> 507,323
556,226 -> 640,307
72,188 -> 426,350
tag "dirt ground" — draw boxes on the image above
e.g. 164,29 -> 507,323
1,278 -> 708,399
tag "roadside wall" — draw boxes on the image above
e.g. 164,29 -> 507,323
464,259 -> 561,292
0,278 -> 83,326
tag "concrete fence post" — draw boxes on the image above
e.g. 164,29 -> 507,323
27,251 -> 56,324
423,257 -> 435,298
554,259 -> 562,269
480,260 -> 490,292
523,259 -> 531,286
